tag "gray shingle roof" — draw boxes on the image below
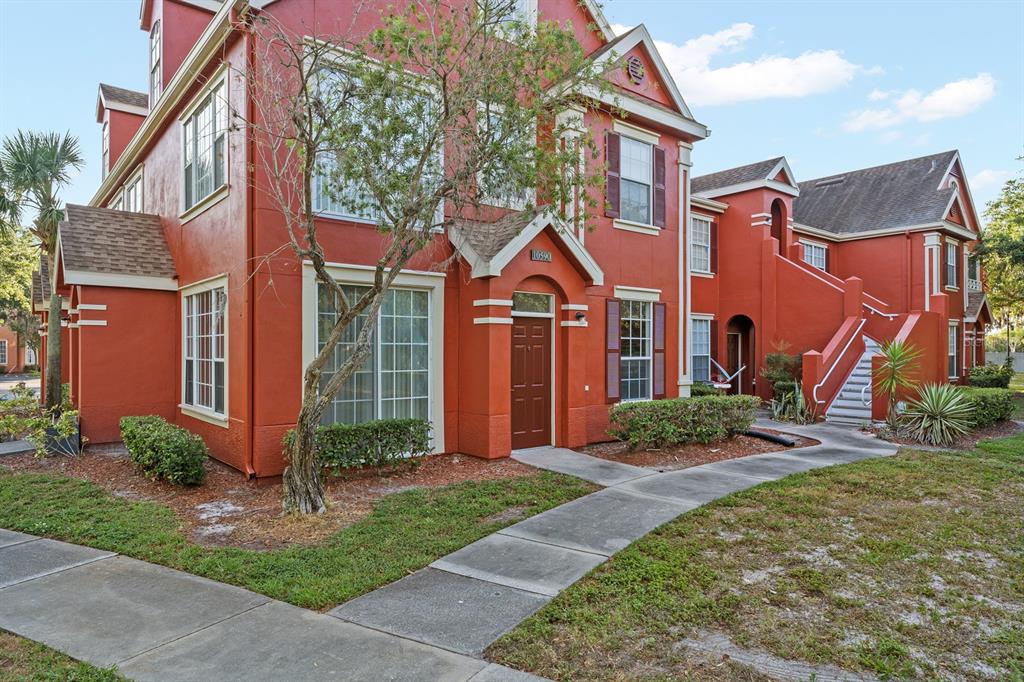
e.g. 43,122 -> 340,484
450,211 -> 535,261
59,204 -> 176,280
99,83 -> 149,111
794,151 -> 958,235
966,291 -> 990,322
32,256 -> 50,307
692,158 -> 784,196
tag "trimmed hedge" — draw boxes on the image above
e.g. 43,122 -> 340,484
608,395 -> 760,450
283,418 -> 432,472
962,387 -> 1015,428
772,380 -> 798,402
120,416 -> 208,486
690,382 -> 720,396
968,363 -> 1014,389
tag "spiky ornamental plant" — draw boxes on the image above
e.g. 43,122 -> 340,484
240,1 -> 611,513
902,383 -> 974,446
874,339 -> 922,432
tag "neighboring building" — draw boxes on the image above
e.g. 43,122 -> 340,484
33,0 -> 989,478
0,323 -> 34,374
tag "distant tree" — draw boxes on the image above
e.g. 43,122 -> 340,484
239,0 -> 609,512
978,173 -> 1024,357
0,230 -> 39,364
0,132 -> 83,405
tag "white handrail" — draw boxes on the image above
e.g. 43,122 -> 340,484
863,303 -> 899,319
812,319 -> 867,404
711,358 -> 746,383
860,382 -> 872,406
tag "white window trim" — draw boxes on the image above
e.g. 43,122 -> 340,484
689,315 -> 713,383
614,285 -> 660,303
800,239 -> 828,271
179,274 -> 229,427
179,64 -> 230,222
944,239 -> 959,291
149,20 -> 162,106
613,119 -> 660,145
615,131 -> 657,230
0,339 -> 7,366
122,165 -> 144,213
101,120 -> 110,180
691,215 -> 713,274
301,262 -> 446,453
618,298 -> 654,403
948,321 -> 959,380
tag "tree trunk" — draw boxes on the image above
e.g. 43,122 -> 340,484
44,291 -> 62,409
282,373 -> 327,514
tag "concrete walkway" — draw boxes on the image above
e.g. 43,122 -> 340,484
0,420 -> 895,680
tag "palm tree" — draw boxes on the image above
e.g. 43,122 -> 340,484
874,339 -> 922,431
0,131 -> 84,408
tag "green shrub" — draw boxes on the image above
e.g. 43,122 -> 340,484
761,352 -> 802,383
608,395 -> 760,450
120,416 -> 207,485
772,380 -> 798,402
901,384 -> 973,446
963,387 -> 1015,428
967,363 -> 1014,388
690,382 -> 719,396
283,418 -> 432,473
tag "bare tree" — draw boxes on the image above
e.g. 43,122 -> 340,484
236,0 -> 610,512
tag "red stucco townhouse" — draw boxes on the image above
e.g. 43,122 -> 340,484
34,0 -> 990,478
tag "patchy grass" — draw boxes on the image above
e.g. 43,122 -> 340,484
489,435 -> 1024,681
0,630 -> 121,681
1011,372 -> 1024,419
0,470 -> 593,610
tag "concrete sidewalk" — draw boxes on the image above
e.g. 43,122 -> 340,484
0,421 -> 895,680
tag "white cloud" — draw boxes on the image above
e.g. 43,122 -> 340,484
843,73 -> 995,132
613,23 -> 861,107
971,169 -> 1012,192
879,130 -> 903,143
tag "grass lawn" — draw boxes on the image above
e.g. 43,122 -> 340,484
1011,372 -> 1024,419
0,630 -> 120,681
0,470 -> 592,610
490,435 -> 1024,681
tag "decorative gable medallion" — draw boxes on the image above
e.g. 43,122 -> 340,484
625,56 -> 645,84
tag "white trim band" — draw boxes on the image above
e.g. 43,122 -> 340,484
473,299 -> 513,307
473,317 -> 514,325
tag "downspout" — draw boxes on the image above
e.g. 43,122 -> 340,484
242,13 -> 257,478
677,141 -> 693,396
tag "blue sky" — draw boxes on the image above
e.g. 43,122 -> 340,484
1,0 -> 1021,216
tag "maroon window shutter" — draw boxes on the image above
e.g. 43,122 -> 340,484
653,302 -> 666,399
941,247 -> 947,288
824,247 -> 830,273
709,222 -> 719,274
652,146 -> 666,228
606,298 -> 621,402
605,132 -> 620,218
709,319 -> 719,377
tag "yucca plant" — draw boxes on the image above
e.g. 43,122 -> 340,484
874,340 -> 922,431
902,383 -> 974,446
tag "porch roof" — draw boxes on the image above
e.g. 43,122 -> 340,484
965,291 -> 992,324
58,204 -> 177,290
449,208 -> 604,285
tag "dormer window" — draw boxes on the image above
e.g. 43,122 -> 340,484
149,21 -> 162,105
101,121 -> 110,180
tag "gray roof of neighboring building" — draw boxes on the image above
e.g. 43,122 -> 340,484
59,204 -> 176,279
99,83 -> 149,111
794,151 -> 959,235
691,157 -> 784,196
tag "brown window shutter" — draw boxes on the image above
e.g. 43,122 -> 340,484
606,298 -> 621,402
605,132 -> 620,218
941,248 -> 947,288
710,221 -> 719,274
653,302 -> 666,399
652,146 -> 666,227
709,319 -> 719,377
824,247 -> 830,273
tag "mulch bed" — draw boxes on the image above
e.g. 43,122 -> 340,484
582,429 -> 819,472
0,446 -> 536,549
869,419 -> 1023,449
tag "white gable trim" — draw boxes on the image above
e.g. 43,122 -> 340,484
939,152 -> 981,233
450,209 -> 604,285
767,157 -> 798,188
696,178 -> 800,199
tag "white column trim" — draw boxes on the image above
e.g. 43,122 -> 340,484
678,141 -> 693,393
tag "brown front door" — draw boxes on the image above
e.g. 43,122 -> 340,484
511,317 -> 552,449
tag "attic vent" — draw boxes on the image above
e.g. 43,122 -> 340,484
815,176 -> 846,188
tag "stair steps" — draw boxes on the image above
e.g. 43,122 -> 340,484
825,337 -> 880,426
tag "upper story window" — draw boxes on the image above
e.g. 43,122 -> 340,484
945,241 -> 958,289
123,171 -> 142,212
182,78 -> 227,212
619,136 -> 652,224
477,102 -> 535,210
802,241 -> 828,271
149,21 -> 162,105
101,121 -> 110,180
967,252 -> 981,290
691,215 -> 712,273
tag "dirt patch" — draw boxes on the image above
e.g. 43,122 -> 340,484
1,447 -> 536,549
869,419 -> 1022,449
581,430 -> 819,471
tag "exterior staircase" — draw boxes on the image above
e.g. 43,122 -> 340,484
825,337 -> 880,425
